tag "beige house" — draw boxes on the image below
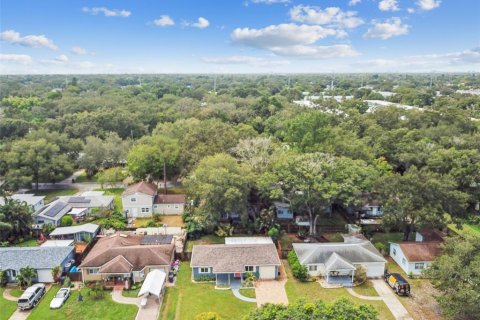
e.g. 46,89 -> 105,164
122,181 -> 186,217
154,194 -> 186,215
79,232 -> 175,285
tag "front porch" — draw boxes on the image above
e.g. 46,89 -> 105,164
101,273 -> 132,289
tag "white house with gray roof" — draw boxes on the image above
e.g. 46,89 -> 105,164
0,246 -> 74,283
49,223 -> 100,242
0,194 -> 45,212
35,200 -> 72,227
293,235 -> 386,285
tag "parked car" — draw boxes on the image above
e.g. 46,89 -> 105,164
384,272 -> 411,296
17,283 -> 46,310
50,287 -> 71,309
168,271 -> 175,283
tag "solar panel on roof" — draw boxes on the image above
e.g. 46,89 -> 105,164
68,197 -> 91,203
141,235 -> 173,245
44,202 -> 68,217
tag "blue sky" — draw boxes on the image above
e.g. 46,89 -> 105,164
1,0 -> 479,74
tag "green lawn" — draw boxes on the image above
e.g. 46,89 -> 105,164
158,264 -> 255,320
448,223 -> 480,236
33,188 -> 79,204
122,286 -> 141,298
371,232 -> 404,247
284,261 -> 394,320
14,239 -> 38,247
352,281 -> 379,297
74,172 -> 98,183
0,288 -> 17,320
28,285 -> 137,320
239,289 -> 256,299
185,235 -> 227,252
94,188 -> 124,211
10,288 -> 24,298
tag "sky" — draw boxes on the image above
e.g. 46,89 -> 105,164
0,0 -> 479,74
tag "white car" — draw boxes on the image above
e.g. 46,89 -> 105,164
49,288 -> 71,309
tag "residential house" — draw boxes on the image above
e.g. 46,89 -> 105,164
389,229 -> 443,276
0,246 -> 74,283
293,235 -> 386,285
153,194 -> 186,215
274,202 -> 294,219
122,181 -> 186,217
122,181 -> 157,217
49,223 -> 100,243
190,237 -> 281,288
57,192 -> 114,213
0,194 -> 45,212
360,200 -> 383,218
34,200 -> 72,227
79,232 -> 175,285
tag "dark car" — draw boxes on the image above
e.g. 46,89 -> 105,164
168,271 -> 175,283
385,272 -> 411,296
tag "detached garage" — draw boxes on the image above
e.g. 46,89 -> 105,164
0,246 -> 74,283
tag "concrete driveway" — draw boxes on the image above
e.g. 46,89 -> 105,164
347,280 -> 413,320
6,285 -> 51,320
255,280 -> 289,307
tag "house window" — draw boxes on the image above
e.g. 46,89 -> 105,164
199,267 -> 210,274
9,270 -> 17,278
402,258 -> 406,265
131,198 -> 136,202
393,248 -> 396,256
174,204 -> 179,209
167,205 -> 171,208
142,207 -> 150,213
414,263 -> 424,270
245,266 -> 254,272
309,265 -> 317,271
88,268 -> 98,274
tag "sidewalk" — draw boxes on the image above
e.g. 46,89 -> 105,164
111,288 -> 162,320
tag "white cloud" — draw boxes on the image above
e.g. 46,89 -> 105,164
416,0 -> 441,10
82,7 -> 131,17
352,47 -> 480,72
250,0 -> 290,3
153,15 -> 175,27
0,53 -> 32,64
407,8 -> 416,13
349,0 -> 362,6
55,54 -> 69,63
231,23 -> 357,59
0,30 -> 58,50
379,0 -> 400,11
364,17 -> 410,40
191,17 -> 210,29
289,5 -> 364,29
202,55 -> 290,67
71,46 -> 87,55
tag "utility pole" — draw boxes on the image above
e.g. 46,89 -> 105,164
163,161 -> 167,195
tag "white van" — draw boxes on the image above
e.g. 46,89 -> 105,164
17,283 -> 46,310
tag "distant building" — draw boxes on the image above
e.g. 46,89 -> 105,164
274,202 -> 294,219
0,194 -> 45,212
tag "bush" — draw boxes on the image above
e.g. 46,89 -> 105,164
267,227 -> 280,242
354,265 -> 367,284
64,276 -> 72,288
288,251 -> 309,281
152,213 -> 162,222
215,223 -> 233,237
194,275 -> 216,282
195,312 -> 223,320
0,271 -> 7,287
61,215 -> 73,226
374,242 -> 386,254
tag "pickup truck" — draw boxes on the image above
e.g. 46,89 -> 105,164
384,272 -> 411,296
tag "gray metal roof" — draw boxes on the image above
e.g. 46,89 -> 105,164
293,240 -> 386,265
0,246 -> 73,270
49,223 -> 99,236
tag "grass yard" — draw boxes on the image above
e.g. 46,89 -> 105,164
28,285 -> 137,320
239,289 -> 256,299
185,235 -> 227,252
284,261 -> 395,320
0,288 -> 17,320
94,188 -> 124,211
14,239 -> 38,247
10,288 -> 24,298
122,286 -> 141,298
135,216 -> 184,228
370,232 -> 404,247
158,264 -> 255,320
75,172 -> 98,183
33,188 -> 79,203
352,281 -> 378,296
448,223 -> 480,237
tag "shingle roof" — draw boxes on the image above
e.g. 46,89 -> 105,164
122,181 -> 157,197
50,223 -> 99,236
154,194 -> 186,204
0,246 -> 73,270
325,253 -> 356,271
293,241 -> 386,265
99,255 -> 133,273
57,195 -> 114,208
79,232 -> 173,271
397,242 -> 442,262
190,244 -> 281,273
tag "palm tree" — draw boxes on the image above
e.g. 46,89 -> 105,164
0,196 -> 34,242
17,267 -> 37,289
51,266 -> 61,283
